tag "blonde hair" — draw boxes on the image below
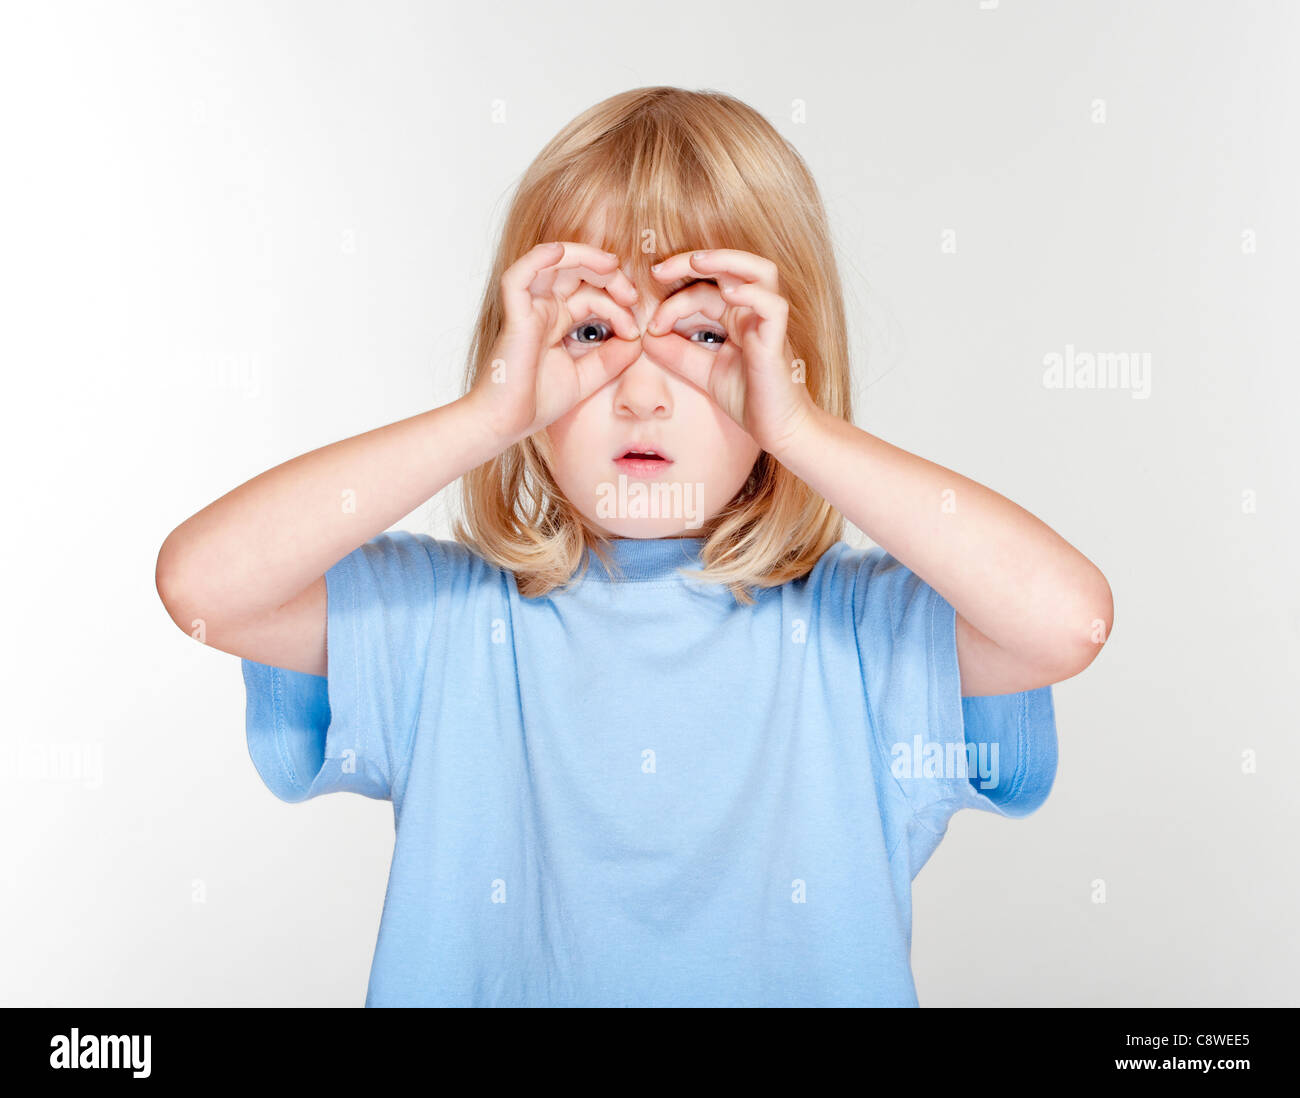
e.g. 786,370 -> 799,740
452,86 -> 852,603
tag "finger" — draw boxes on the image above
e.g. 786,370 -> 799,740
639,325 -> 717,394
521,242 -> 632,300
683,248 -> 780,292
645,281 -> 727,337
648,249 -> 707,287
717,282 -> 788,351
550,263 -> 640,308
557,284 -> 642,346
509,241 -> 621,302
500,240 -> 566,324
652,248 -> 779,293
573,332 -> 642,397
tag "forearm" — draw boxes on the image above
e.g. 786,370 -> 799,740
772,406 -> 1112,674
156,393 -> 503,626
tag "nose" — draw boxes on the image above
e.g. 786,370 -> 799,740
610,283 -> 672,416
613,345 -> 672,418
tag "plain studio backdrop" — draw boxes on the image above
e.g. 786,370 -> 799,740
1,0 -> 1296,1007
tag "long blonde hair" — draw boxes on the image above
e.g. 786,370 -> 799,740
453,86 -> 852,603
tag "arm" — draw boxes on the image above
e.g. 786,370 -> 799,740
154,395 -> 504,676
155,239 -> 642,676
641,246 -> 1113,698
770,407 -> 1114,696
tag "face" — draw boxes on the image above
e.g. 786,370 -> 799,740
544,219 -> 762,539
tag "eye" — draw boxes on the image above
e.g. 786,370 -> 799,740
689,328 -> 727,346
565,318 -> 613,347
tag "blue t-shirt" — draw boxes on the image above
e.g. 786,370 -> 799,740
241,532 -> 1057,1006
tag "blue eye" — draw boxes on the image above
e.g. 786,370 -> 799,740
565,318 -> 726,347
690,329 -> 727,346
567,319 -> 612,346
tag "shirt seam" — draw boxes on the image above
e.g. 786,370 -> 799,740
389,535 -> 437,804
925,591 -> 966,816
328,548 -> 369,797
851,550 -> 929,838
269,663 -> 302,794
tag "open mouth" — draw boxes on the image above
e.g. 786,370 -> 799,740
613,446 -> 675,478
614,447 -> 672,463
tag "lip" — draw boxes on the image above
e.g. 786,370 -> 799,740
613,444 -> 675,480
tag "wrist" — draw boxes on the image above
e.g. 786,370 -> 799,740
453,390 -> 526,464
764,400 -> 829,468
458,388 -> 532,456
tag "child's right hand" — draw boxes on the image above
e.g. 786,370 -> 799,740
469,241 -> 643,446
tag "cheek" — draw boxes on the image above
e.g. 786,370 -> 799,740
718,413 -> 758,452
545,406 -> 598,485
700,402 -> 761,474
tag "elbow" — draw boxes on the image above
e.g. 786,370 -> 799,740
1052,568 -> 1114,681
155,533 -> 201,637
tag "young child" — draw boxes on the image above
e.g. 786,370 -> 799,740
156,86 -> 1112,1007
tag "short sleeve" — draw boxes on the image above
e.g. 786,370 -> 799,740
851,549 -> 1059,876
241,531 -> 439,804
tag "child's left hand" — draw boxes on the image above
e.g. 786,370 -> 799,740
643,249 -> 818,456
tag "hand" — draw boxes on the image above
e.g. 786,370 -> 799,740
642,248 -> 818,456
469,241 -> 643,446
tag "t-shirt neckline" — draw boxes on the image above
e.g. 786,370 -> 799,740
581,536 -> 707,582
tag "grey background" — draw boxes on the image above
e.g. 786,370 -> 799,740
2,0 -> 1295,1005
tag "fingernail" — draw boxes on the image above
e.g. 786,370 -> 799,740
650,261 -> 662,272
691,251 -> 706,262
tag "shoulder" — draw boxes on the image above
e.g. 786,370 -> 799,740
798,540 -> 899,601
795,540 -> 938,634
340,531 -> 507,596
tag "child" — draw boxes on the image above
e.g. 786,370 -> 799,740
156,86 -> 1112,1007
